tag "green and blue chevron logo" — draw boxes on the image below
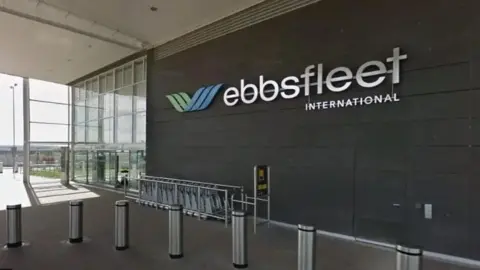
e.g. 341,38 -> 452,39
166,84 -> 224,112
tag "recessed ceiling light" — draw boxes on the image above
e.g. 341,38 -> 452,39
150,6 -> 158,11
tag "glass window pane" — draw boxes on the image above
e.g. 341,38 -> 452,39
116,86 -> 133,116
98,95 -> 104,119
99,75 -> 106,94
75,103 -> 86,124
103,92 -> 115,118
75,124 -> 85,143
31,101 -> 68,124
74,151 -> 88,182
134,60 -> 144,83
86,120 -> 99,143
74,84 -> 84,101
115,68 -> 123,89
106,72 -> 114,91
30,79 -> 69,103
134,82 -> 146,112
92,77 -> 99,93
31,123 -> 68,142
135,112 -> 146,143
86,80 -> 92,92
86,96 -> 98,121
102,117 -> 114,143
124,64 -> 133,86
75,83 -> 86,101
116,115 -> 132,143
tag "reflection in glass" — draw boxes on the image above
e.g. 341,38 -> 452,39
103,93 -> 115,118
102,117 -> 114,144
75,124 -> 85,143
116,86 -> 133,116
134,60 -> 144,83
117,114 -> 132,143
135,82 -> 146,112
106,72 -> 114,91
87,96 -> 99,121
87,120 -> 99,143
124,65 -> 133,86
135,112 -> 146,143
74,151 -> 88,183
75,103 -> 86,124
115,68 -> 123,89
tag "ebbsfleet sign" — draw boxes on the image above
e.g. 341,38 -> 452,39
166,47 -> 407,112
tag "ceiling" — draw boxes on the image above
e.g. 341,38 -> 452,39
0,0 -> 264,84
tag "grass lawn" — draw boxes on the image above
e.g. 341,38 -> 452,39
30,170 -> 62,179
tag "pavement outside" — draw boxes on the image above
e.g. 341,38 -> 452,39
0,170 -> 477,270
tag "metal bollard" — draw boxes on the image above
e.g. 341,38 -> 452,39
6,204 -> 22,248
168,204 -> 183,259
396,245 -> 422,270
114,200 -> 129,250
68,200 -> 83,243
297,224 -> 316,270
232,211 -> 247,268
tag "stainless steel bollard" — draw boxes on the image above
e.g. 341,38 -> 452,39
68,200 -> 83,243
232,211 -> 247,268
168,204 -> 183,259
114,200 -> 129,250
6,204 -> 22,248
396,245 -> 422,270
297,224 -> 316,270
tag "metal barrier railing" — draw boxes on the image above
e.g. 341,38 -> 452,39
143,175 -> 244,193
124,175 -> 244,227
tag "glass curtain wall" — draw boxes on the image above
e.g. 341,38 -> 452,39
72,56 -> 146,189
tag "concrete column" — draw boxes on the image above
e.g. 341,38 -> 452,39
22,77 -> 30,184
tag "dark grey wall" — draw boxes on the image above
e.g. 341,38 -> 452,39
147,0 -> 480,259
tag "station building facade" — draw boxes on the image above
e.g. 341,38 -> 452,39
70,0 -> 480,261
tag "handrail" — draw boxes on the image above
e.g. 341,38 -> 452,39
143,175 -> 243,190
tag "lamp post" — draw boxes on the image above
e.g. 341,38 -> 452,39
10,83 -> 17,173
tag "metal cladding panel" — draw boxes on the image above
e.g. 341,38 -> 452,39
153,0 -> 320,61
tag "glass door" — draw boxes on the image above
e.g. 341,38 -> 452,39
117,151 -> 130,184
104,151 -> 117,185
74,151 -> 88,183
87,151 -> 96,183
129,150 -> 145,190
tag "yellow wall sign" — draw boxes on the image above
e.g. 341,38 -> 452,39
257,184 -> 267,190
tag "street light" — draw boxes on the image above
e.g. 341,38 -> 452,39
10,83 -> 17,173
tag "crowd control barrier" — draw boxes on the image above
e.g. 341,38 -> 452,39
125,175 -> 244,227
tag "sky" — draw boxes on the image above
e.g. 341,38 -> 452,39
0,73 -> 70,146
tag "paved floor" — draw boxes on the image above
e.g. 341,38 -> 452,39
0,169 -> 99,210
0,176 -> 477,269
